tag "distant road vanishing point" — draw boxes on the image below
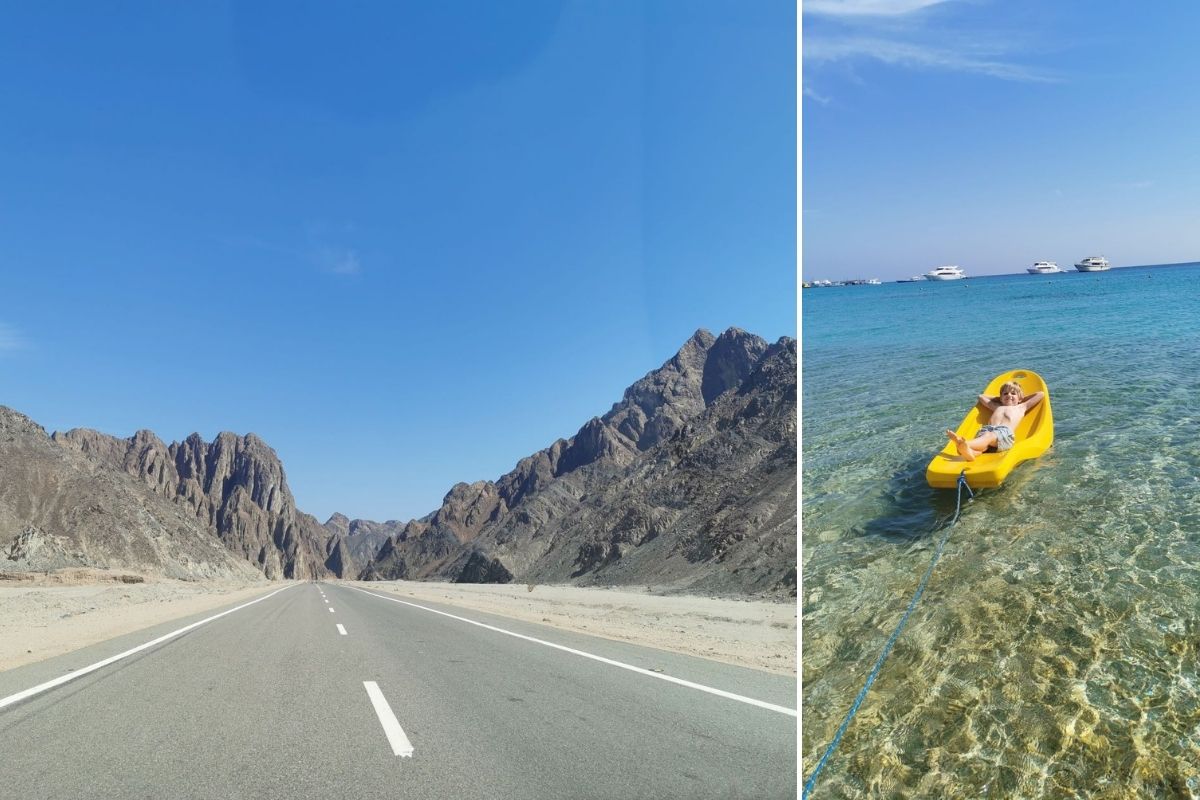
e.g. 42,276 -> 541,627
0,583 -> 797,799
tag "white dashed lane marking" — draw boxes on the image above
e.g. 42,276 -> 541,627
363,682 -> 414,757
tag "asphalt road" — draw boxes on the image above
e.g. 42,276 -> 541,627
0,582 -> 796,799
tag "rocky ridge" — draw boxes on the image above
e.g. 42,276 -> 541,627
321,513 -> 399,574
0,407 -> 263,581
360,328 -> 796,597
52,428 -> 331,579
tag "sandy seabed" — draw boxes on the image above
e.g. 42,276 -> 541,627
0,570 -> 796,677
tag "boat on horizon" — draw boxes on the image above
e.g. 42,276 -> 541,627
1074,256 -> 1111,272
925,265 -> 967,281
1027,261 -> 1064,274
898,275 -> 926,283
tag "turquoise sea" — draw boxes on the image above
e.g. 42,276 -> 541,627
802,263 -> 1200,798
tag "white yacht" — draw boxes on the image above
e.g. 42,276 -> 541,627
897,275 -> 926,283
924,265 -> 966,281
1074,256 -> 1111,272
1027,261 -> 1064,274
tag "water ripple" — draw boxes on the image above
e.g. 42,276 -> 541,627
803,265 -> 1200,795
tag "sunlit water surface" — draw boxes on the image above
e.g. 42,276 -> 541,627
802,264 -> 1200,798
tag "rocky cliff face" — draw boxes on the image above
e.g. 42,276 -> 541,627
0,407 -> 264,581
320,514 -> 401,579
52,428 -> 332,579
361,328 -> 797,597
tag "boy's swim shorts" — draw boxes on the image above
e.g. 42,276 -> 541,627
976,424 -> 1015,451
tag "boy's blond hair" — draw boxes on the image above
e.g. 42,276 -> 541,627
999,381 -> 1024,398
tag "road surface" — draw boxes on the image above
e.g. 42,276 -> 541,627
0,582 -> 796,799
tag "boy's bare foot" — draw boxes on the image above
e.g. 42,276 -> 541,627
946,429 -> 976,461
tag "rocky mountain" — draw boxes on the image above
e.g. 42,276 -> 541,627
1,326 -> 796,595
360,328 -> 797,597
320,513 -> 399,577
0,407 -> 263,581
51,428 -> 332,579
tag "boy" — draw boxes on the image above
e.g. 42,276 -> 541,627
946,381 -> 1045,461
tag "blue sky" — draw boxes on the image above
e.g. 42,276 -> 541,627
803,0 -> 1200,281
0,2 -> 796,523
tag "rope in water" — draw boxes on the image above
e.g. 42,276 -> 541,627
802,470 -> 975,799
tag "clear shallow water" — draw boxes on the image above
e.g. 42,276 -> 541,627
802,264 -> 1200,798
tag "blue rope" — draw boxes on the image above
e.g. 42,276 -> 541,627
802,471 -> 974,798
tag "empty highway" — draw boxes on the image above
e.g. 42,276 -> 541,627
0,582 -> 796,799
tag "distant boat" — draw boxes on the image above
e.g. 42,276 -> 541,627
866,278 -> 882,285
1027,261 -> 1064,274
925,265 -> 966,281
1074,256 -> 1111,272
897,275 -> 926,283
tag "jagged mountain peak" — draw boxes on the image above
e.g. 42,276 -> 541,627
323,512 -> 351,540
0,406 -> 49,437
442,480 -> 497,505
50,426 -> 330,580
681,327 -> 717,353
701,328 -> 770,405
130,428 -> 166,444
1,411 -> 264,580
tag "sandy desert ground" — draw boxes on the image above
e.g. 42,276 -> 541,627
0,570 -> 796,676
343,580 -> 797,676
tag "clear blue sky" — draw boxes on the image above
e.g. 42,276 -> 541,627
0,2 -> 796,523
803,0 -> 1200,281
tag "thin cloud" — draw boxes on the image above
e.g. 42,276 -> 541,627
803,0 -> 1057,86
218,235 -> 364,276
0,323 -> 27,352
804,36 -> 1058,83
320,248 -> 362,276
804,0 -> 954,17
803,85 -> 832,104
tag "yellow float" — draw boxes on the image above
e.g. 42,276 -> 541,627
926,369 -> 1053,489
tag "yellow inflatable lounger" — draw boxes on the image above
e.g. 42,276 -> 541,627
926,369 -> 1054,489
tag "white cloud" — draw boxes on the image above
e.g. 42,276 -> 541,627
804,0 -> 954,17
803,85 -> 832,104
804,36 -> 1057,82
803,0 -> 1056,84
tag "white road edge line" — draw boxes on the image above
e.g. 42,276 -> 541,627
363,681 -> 414,757
0,584 -> 296,711
337,624 -> 348,635
346,585 -> 797,718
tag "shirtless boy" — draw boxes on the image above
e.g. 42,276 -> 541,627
946,381 -> 1045,461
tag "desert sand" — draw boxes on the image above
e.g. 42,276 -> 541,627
0,571 -> 796,676
343,580 -> 797,676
